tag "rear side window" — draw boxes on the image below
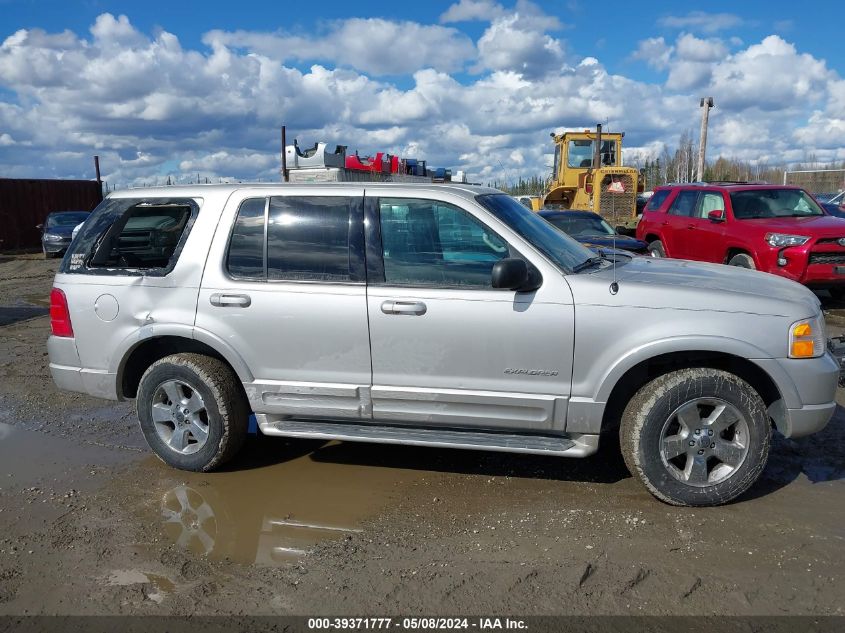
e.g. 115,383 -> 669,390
225,196 -> 364,283
644,190 -> 670,211
668,191 -> 699,217
61,198 -> 199,277
227,198 -> 266,279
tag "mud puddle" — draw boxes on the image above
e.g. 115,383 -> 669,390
0,421 -> 136,487
138,437 -> 428,566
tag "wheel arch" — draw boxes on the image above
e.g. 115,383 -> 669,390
723,245 -> 756,266
600,349 -> 785,436
116,329 -> 253,400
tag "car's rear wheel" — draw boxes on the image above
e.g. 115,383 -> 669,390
648,240 -> 665,258
728,253 -> 755,269
137,353 -> 249,472
620,368 -> 770,506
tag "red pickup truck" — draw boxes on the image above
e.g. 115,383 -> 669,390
636,183 -> 845,296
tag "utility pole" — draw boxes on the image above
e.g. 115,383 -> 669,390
697,97 -> 714,182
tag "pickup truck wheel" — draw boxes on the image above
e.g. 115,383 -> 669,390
137,353 -> 249,472
620,368 -> 770,506
728,253 -> 755,269
648,240 -> 665,258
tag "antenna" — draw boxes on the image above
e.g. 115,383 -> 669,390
610,185 -> 619,295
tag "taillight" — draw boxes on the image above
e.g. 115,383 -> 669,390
50,288 -> 74,337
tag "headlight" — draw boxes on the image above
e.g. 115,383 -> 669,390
43,233 -> 63,242
788,314 -> 826,358
765,233 -> 810,247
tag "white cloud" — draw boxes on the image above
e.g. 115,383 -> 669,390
0,12 -> 843,187
203,18 -> 475,76
658,11 -> 743,34
631,36 -> 672,70
440,0 -> 507,23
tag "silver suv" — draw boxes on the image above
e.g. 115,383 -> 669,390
48,183 -> 839,506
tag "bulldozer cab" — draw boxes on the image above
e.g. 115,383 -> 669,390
545,127 -> 640,229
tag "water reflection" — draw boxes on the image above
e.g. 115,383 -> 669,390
156,440 -> 420,566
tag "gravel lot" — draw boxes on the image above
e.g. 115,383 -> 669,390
0,253 -> 843,616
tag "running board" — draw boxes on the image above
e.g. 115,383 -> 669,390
256,416 -> 599,457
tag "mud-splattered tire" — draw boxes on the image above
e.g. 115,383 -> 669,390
620,368 -> 770,506
728,253 -> 755,269
137,353 -> 249,472
648,240 -> 666,258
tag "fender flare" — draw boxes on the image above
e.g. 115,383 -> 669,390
111,323 -> 255,387
593,335 -> 792,404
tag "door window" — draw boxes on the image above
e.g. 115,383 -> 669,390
667,191 -> 700,217
378,198 -> 510,288
696,192 -> 725,218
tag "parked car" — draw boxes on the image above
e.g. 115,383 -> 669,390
637,183 -> 845,297
38,211 -> 90,258
820,191 -> 845,218
540,210 -> 648,254
48,184 -> 838,507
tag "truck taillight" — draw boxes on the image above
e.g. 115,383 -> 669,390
585,175 -> 593,195
50,288 -> 73,337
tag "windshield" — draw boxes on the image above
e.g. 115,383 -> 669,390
47,212 -> 90,228
567,139 -> 617,168
730,189 -> 824,219
476,194 -> 596,273
545,214 -> 615,238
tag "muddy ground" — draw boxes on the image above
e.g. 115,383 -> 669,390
0,253 -> 843,617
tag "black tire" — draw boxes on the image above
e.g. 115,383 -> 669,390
137,353 -> 249,472
728,253 -> 755,269
828,287 -> 845,301
647,240 -> 665,258
620,368 -> 770,506
43,249 -> 58,259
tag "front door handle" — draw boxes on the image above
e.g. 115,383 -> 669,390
687,224 -> 697,229
381,300 -> 427,316
210,293 -> 251,308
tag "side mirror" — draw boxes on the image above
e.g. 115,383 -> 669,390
707,209 -> 725,222
492,258 -> 535,291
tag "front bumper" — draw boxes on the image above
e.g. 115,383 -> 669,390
43,238 -> 71,253
758,244 -> 845,287
755,351 -> 839,438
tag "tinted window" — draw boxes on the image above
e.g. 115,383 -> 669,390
267,196 -> 354,282
378,198 -> 509,288
644,190 -> 670,211
668,191 -> 699,217
227,198 -> 265,279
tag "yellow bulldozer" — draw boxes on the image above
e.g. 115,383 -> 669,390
544,124 -> 642,231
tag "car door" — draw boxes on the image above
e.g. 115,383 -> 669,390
690,190 -> 729,262
364,193 -> 575,432
196,188 -> 373,420
663,190 -> 700,258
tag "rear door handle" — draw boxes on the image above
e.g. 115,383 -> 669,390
210,293 -> 251,308
381,300 -> 427,316
687,224 -> 696,229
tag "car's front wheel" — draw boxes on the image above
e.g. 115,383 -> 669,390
137,353 -> 249,472
620,368 -> 770,506
647,240 -> 666,258
728,253 -> 756,269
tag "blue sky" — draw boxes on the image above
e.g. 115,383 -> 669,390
0,0 -> 843,184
